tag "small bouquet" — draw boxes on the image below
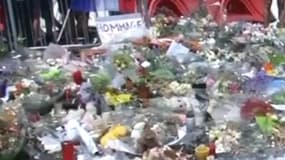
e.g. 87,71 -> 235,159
113,49 -> 134,71
90,72 -> 111,93
149,68 -> 175,81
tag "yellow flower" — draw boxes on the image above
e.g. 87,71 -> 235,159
100,125 -> 129,147
105,91 -> 132,106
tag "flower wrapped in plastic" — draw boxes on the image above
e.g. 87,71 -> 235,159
0,100 -> 27,160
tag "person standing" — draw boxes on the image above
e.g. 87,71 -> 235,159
70,0 -> 96,42
266,0 -> 285,27
33,0 -> 55,44
278,0 -> 285,27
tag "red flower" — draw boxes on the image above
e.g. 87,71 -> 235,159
73,70 -> 83,85
241,98 -> 273,120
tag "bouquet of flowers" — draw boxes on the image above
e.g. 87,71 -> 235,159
113,48 -> 134,71
90,72 -> 111,93
0,100 -> 27,160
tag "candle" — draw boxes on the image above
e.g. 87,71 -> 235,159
62,141 -> 77,160
195,144 -> 210,160
209,142 -> 216,156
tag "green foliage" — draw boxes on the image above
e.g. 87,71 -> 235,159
271,92 -> 285,104
90,72 -> 111,92
256,115 -> 277,134
150,68 -> 175,81
113,48 -> 134,70
40,68 -> 62,81
268,52 -> 285,66
154,15 -> 177,37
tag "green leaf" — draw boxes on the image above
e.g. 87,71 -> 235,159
268,53 -> 285,66
113,51 -> 133,69
90,72 -> 111,92
150,69 -> 175,81
40,68 -> 61,80
255,115 -> 277,134
271,92 -> 285,104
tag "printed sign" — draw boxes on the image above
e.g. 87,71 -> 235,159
96,13 -> 146,43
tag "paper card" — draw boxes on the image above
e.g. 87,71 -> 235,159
166,41 -> 190,64
96,13 -> 146,44
166,41 -> 189,56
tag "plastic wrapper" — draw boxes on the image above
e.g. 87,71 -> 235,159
208,95 -> 248,124
207,67 -> 243,99
43,43 -> 69,62
166,41 -> 190,64
183,61 -> 210,83
111,72 -> 126,89
244,71 -> 285,97
22,93 -> 54,116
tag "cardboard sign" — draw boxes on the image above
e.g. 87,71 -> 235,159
96,13 -> 146,43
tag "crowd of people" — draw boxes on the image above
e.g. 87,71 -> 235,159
0,0 -> 130,47
12,0 -> 99,46
0,0 -> 284,48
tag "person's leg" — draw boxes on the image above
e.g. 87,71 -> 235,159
40,0 -> 54,44
31,0 -> 41,45
23,0 -> 34,46
74,11 -> 89,42
265,0 -> 273,26
83,12 -> 89,43
278,0 -> 285,27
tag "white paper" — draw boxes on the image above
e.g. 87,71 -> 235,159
99,155 -> 116,160
167,41 -> 189,56
38,135 -> 62,153
272,104 -> 285,111
76,122 -> 99,154
178,125 -> 187,139
166,41 -> 190,63
64,120 -> 80,141
96,14 -> 147,43
167,125 -> 187,145
106,140 -> 137,155
141,61 -> 151,68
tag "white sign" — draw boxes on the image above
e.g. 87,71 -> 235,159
96,13 -> 146,44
